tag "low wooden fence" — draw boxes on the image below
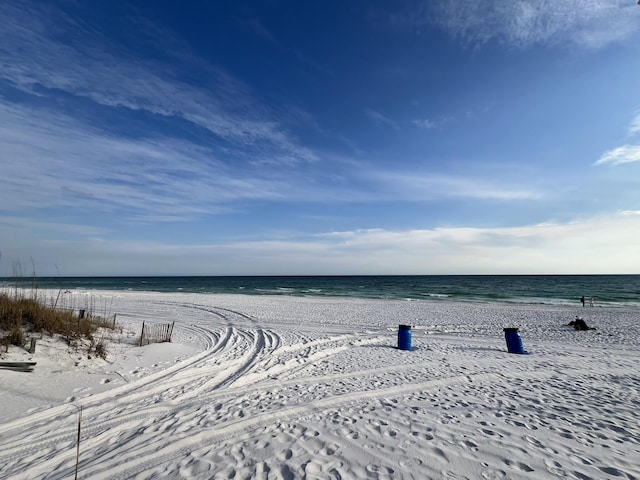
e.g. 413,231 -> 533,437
139,321 -> 174,346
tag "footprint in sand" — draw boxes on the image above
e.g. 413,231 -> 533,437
379,426 -> 397,438
411,430 -> 434,441
598,465 -> 632,477
458,439 -> 478,451
502,459 -> 534,472
319,444 -> 339,456
275,448 -> 293,461
179,458 -> 211,477
304,460 -> 324,475
366,464 -> 395,475
543,459 -> 566,476
276,464 -> 296,480
481,467 -> 508,479
334,427 -> 360,440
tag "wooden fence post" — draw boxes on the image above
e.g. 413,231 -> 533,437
139,322 -> 145,347
75,405 -> 82,480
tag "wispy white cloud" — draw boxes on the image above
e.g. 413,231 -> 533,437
594,112 -> 640,166
364,108 -> 401,130
0,216 -> 110,237
0,102 -> 287,218
0,102 -> 421,219
630,112 -> 640,136
595,145 -> 640,166
243,16 -> 332,76
245,17 -> 280,45
412,116 -> 452,130
412,118 -> 436,129
400,0 -> 639,50
0,1 -> 317,166
367,170 -> 544,201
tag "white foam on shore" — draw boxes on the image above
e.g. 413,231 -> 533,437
0,291 -> 638,479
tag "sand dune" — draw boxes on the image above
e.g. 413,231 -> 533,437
1,291 -> 638,479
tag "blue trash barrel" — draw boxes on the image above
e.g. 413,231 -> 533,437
503,327 -> 525,354
398,324 -> 412,351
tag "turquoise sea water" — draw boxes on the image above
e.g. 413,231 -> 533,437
2,275 -> 639,307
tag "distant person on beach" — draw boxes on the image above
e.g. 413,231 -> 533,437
589,296 -> 594,307
580,296 -> 585,307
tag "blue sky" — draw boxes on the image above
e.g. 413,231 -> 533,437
1,0 -> 639,276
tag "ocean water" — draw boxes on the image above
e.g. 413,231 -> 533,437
2,275 -> 639,307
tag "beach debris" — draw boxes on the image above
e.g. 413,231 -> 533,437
0,361 -> 37,372
568,317 -> 596,331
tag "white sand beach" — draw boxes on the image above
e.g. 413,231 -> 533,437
0,291 -> 639,479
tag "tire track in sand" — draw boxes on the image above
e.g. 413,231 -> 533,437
0,304 -> 272,476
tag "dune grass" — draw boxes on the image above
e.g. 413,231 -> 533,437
0,290 -> 114,358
